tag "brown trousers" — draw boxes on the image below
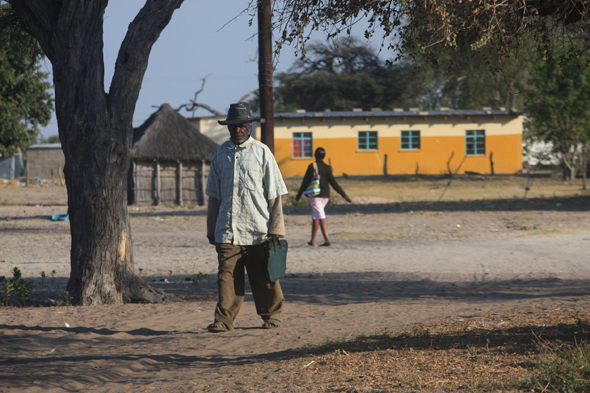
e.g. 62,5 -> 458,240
214,243 -> 284,330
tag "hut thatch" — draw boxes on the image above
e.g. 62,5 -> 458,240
129,103 -> 220,206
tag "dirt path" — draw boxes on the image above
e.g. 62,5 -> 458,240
1,185 -> 589,392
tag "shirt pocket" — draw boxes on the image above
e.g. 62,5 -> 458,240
239,170 -> 263,195
237,158 -> 263,191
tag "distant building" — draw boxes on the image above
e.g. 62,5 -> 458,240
0,153 -> 23,180
130,104 -> 219,206
190,109 -> 523,177
25,144 -> 65,179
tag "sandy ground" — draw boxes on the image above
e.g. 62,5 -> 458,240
1,184 -> 590,392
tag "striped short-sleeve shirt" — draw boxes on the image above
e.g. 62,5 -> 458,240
205,137 -> 288,245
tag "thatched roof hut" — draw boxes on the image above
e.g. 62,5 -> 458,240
129,104 -> 220,206
132,103 -> 219,161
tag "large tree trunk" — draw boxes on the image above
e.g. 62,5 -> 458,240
10,0 -> 184,305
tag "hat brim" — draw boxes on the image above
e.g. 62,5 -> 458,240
218,116 -> 260,125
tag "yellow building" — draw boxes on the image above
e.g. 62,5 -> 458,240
191,109 -> 523,177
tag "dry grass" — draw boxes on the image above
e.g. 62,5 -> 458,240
253,306 -> 590,392
283,175 -> 590,205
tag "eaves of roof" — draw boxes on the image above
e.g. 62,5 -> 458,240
255,109 -> 519,119
27,144 -> 62,150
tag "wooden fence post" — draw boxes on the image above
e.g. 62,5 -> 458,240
156,160 -> 161,206
57,165 -> 64,186
178,161 -> 183,206
201,160 -> 206,205
131,161 -> 136,205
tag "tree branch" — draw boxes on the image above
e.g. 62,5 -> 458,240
172,74 -> 224,117
6,0 -> 61,61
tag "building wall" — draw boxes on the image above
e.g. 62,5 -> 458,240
0,154 -> 23,180
25,144 -> 65,179
130,160 -> 210,206
274,115 -> 523,177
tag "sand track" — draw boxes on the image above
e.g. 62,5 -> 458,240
1,186 -> 589,392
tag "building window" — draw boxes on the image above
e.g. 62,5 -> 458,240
466,130 -> 485,155
401,130 -> 420,150
358,131 -> 378,150
292,132 -> 313,158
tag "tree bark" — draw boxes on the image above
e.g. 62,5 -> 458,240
9,0 -> 184,305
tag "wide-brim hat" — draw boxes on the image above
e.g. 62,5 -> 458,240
218,102 -> 260,125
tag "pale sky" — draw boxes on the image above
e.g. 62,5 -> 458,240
39,1 -> 380,138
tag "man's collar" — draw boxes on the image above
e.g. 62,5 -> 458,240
228,136 -> 254,150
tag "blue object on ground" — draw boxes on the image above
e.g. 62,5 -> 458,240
50,214 -> 69,221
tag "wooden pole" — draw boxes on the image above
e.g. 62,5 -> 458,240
132,161 -> 137,205
25,158 -> 28,187
201,160 -> 206,205
178,161 -> 183,206
57,165 -> 64,186
258,0 -> 275,153
156,160 -> 161,206
383,154 -> 388,176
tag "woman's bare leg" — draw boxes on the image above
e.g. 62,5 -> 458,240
319,218 -> 330,244
310,219 -> 319,244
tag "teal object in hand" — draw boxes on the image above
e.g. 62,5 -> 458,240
266,240 -> 288,282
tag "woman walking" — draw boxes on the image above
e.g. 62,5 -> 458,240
296,147 -> 353,246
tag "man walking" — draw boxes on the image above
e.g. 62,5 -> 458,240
206,103 -> 288,333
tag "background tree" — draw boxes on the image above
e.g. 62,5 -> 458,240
2,0 -> 184,305
273,38 -> 529,112
524,39 -> 590,181
435,52 -> 529,111
0,7 -> 52,157
274,39 -> 418,111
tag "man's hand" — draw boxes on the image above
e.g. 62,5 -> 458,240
266,234 -> 280,247
295,196 -> 300,202
345,195 -> 353,203
207,235 -> 215,245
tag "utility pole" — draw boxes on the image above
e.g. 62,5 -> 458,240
258,0 -> 274,153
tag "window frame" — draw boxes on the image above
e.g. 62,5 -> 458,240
465,130 -> 486,156
358,131 -> 378,151
400,130 -> 421,150
292,132 -> 313,158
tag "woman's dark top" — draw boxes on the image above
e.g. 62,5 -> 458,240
296,159 -> 347,199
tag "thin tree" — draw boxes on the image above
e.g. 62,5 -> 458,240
2,0 -> 184,305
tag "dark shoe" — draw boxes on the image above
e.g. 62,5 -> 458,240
207,321 -> 228,333
319,243 -> 331,247
307,241 -> 314,246
262,318 -> 281,329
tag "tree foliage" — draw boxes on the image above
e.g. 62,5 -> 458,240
434,51 -> 529,111
274,39 -> 415,111
524,39 -> 590,180
0,5 -> 52,157
274,38 -> 529,112
267,0 -> 589,70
